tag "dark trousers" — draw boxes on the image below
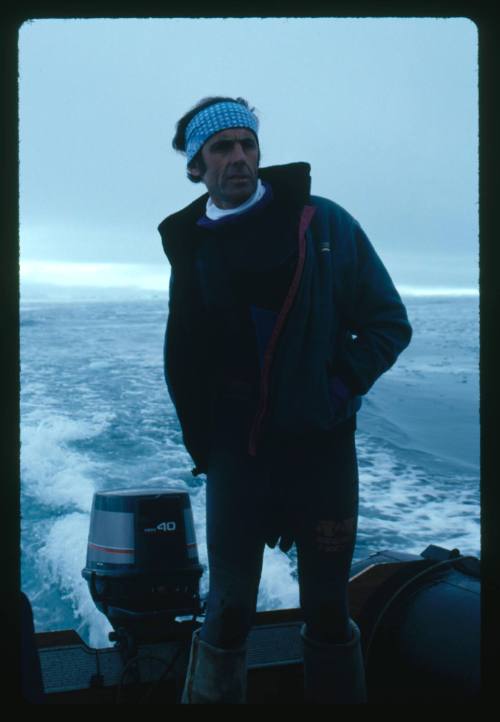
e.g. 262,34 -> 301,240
199,397 -> 359,649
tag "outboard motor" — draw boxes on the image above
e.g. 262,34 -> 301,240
82,489 -> 204,647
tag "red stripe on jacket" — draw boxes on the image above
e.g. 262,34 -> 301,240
247,205 -> 316,456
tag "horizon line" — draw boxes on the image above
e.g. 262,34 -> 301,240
19,280 -> 479,300
19,260 -> 479,298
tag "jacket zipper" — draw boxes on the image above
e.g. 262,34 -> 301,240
247,205 -> 317,456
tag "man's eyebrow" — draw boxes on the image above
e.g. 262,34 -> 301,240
209,136 -> 256,149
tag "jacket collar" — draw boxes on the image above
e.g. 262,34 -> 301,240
258,162 -> 311,208
158,162 -> 312,265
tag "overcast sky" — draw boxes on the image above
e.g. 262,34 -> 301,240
18,17 -> 478,296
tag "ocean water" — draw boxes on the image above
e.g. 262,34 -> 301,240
20,294 -> 480,649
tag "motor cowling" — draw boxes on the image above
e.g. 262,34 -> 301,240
82,489 -> 203,642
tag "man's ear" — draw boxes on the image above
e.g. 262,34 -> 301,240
188,159 -> 203,180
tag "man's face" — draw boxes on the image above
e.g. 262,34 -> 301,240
189,128 -> 259,209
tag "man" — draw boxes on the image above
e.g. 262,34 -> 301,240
158,96 -> 412,704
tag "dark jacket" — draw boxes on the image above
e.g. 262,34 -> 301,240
158,163 -> 412,475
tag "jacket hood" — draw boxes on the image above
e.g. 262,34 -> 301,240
158,162 -> 311,265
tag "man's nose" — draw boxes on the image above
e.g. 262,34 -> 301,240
229,142 -> 247,162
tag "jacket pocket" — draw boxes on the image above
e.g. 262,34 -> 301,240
326,370 -> 359,427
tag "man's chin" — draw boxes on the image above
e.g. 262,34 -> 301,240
225,182 -> 257,207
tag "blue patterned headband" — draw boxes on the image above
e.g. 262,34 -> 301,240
185,101 -> 259,163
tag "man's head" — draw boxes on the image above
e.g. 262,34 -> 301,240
172,97 -> 260,209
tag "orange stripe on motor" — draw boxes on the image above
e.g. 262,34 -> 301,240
88,542 -> 135,555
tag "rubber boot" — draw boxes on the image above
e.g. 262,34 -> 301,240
300,618 -> 367,704
181,627 -> 248,704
